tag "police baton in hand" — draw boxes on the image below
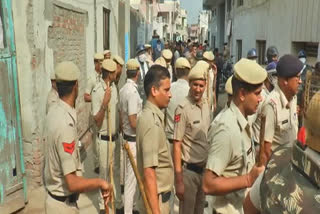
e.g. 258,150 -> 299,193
258,115 -> 267,167
106,81 -> 115,214
123,142 -> 152,214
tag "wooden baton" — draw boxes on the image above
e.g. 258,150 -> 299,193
107,81 -> 115,214
258,115 -> 267,167
123,142 -> 152,214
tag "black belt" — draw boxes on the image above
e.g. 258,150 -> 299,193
123,133 -> 136,142
184,162 -> 204,174
98,133 -> 118,141
168,139 -> 174,144
159,191 -> 171,203
48,191 -> 78,203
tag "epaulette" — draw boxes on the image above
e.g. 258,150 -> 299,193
268,98 -> 277,109
177,98 -> 188,108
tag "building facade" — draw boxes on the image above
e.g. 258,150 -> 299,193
204,0 -> 320,64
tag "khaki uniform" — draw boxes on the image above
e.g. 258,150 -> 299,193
206,101 -> 255,214
85,71 -> 101,95
173,95 -> 210,214
262,84 -> 298,150
44,99 -> 82,214
165,79 -> 190,141
119,79 -> 143,214
46,88 -> 59,114
136,101 -> 174,214
91,81 -> 120,210
204,68 -> 215,111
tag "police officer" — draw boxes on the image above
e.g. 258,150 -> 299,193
155,56 -> 167,67
46,69 -> 59,114
202,58 -> 267,214
165,57 -> 191,146
91,59 -> 119,212
244,92 -> 320,214
266,46 -> 279,64
136,45 -> 150,103
136,65 -> 173,214
261,55 -> 303,161
173,63 -> 210,214
104,50 -> 111,59
84,53 -> 104,102
247,48 -> 258,62
162,49 -> 174,82
203,51 -> 217,112
44,61 -> 111,214
119,59 -> 142,214
112,55 -> 124,86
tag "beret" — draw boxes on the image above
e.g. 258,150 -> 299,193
276,54 -> 304,78
102,59 -> 117,72
234,58 -> 267,84
126,59 -> 140,70
55,61 -> 80,81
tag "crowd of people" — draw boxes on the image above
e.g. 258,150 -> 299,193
43,37 -> 320,214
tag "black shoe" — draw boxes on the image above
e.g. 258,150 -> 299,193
94,167 -> 100,174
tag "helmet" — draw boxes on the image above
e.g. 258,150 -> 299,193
195,50 -> 204,60
247,48 -> 258,59
136,45 -> 146,55
266,62 -> 277,75
266,46 -> 279,63
298,50 -> 307,58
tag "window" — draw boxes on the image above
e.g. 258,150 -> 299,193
103,8 -> 110,50
237,40 -> 242,61
256,40 -> 266,65
227,0 -> 232,12
238,0 -> 244,7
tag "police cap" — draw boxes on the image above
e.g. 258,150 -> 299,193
55,61 -> 80,82
203,51 -> 215,61
126,59 -> 140,71
102,59 -> 117,72
234,58 -> 267,84
112,55 -> 124,66
188,63 -> 207,81
276,55 -> 304,78
175,57 -> 191,69
162,49 -> 173,60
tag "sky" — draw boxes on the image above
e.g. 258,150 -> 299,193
179,0 -> 203,25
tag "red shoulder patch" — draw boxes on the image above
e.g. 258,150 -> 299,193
174,114 -> 181,123
62,140 -> 76,154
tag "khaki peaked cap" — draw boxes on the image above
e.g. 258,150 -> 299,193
196,60 -> 210,71
112,55 -> 124,66
155,57 -> 167,67
175,57 -> 191,69
225,75 -> 233,95
203,51 -> 215,61
94,53 -> 104,61
234,58 -> 267,84
188,63 -> 207,81
55,61 -> 80,81
102,59 -> 117,72
126,59 -> 140,70
162,49 -> 173,60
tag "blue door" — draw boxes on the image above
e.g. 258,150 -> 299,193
0,0 -> 26,213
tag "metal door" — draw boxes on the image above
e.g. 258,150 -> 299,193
0,0 -> 26,213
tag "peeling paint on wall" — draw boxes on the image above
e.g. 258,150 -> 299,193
0,100 -> 7,152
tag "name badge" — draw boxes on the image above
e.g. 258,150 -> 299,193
247,147 -> 252,156
282,119 -> 289,125
193,120 -> 200,124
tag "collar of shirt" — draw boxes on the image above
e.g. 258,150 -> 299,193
101,80 -> 107,91
126,78 -> 138,89
145,101 -> 164,125
229,101 -> 249,133
275,84 -> 290,108
187,93 -> 205,109
59,99 -> 77,123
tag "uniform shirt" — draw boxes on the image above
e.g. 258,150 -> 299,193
262,84 -> 298,150
173,95 -> 210,166
251,85 -> 270,143
165,79 -> 189,140
136,101 -> 174,193
46,88 -> 59,114
91,81 -> 119,136
206,101 -> 255,214
85,70 -> 101,94
119,79 -> 142,136
44,99 -> 82,196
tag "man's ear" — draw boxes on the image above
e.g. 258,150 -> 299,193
239,88 -> 246,102
150,86 -> 158,97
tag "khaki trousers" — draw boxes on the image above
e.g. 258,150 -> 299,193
179,169 -> 205,214
45,192 -> 78,214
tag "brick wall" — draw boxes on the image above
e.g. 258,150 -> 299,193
48,4 -> 89,136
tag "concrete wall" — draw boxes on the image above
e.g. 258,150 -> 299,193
11,0 -> 127,188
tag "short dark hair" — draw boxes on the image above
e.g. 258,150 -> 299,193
127,69 -> 139,79
144,65 -> 170,97
101,68 -> 110,79
56,81 -> 77,98
175,68 -> 189,79
232,76 -> 262,96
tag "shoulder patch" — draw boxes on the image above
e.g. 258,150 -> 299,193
62,140 -> 76,154
175,114 -> 181,123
